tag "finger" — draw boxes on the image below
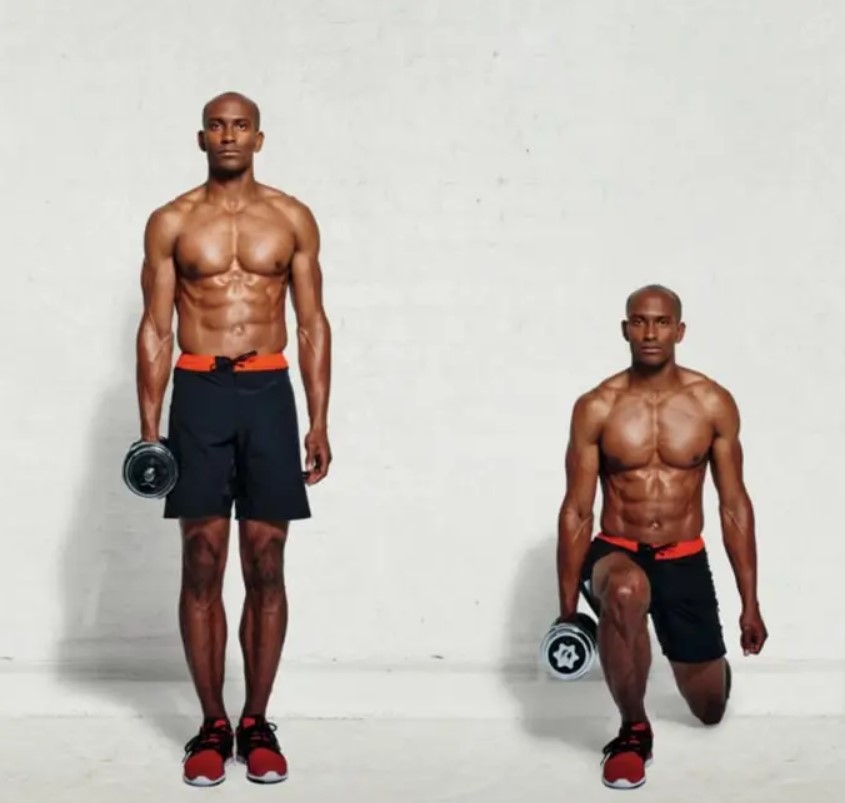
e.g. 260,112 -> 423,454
304,440 -> 316,471
311,448 -> 330,483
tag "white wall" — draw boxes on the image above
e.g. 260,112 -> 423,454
3,1 -> 845,712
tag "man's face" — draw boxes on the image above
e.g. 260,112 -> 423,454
621,292 -> 685,368
198,97 -> 263,174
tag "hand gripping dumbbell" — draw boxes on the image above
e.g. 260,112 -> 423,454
122,439 -> 179,499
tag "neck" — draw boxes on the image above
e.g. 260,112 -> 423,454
205,168 -> 258,206
627,359 -> 679,390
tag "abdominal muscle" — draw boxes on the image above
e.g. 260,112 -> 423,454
599,464 -> 707,544
175,270 -> 289,357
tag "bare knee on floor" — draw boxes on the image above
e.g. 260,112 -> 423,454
689,694 -> 726,725
673,659 -> 729,726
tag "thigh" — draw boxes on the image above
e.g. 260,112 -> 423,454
235,370 -> 311,522
648,549 -> 726,663
164,371 -> 237,520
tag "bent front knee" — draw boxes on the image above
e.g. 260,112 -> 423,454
601,569 -> 651,620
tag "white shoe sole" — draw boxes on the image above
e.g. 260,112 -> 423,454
236,755 -> 289,784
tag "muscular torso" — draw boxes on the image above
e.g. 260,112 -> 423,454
171,185 -> 297,357
597,370 -> 715,544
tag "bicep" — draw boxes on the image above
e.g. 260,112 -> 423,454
562,399 -> 602,513
709,390 -> 747,504
289,206 -> 325,323
140,212 -> 177,334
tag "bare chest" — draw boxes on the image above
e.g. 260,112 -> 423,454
175,208 -> 295,279
601,393 -> 713,471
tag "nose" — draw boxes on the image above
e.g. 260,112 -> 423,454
221,125 -> 235,143
643,322 -> 657,340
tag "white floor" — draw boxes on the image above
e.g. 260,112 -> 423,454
3,713 -> 843,801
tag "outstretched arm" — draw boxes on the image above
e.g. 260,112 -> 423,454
289,202 -> 332,483
557,393 -> 604,619
136,208 -> 178,441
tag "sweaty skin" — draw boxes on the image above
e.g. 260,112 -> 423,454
556,287 -> 767,726
133,92 -> 331,724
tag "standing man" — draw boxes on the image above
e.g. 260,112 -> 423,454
555,285 -> 766,790
135,91 -> 332,786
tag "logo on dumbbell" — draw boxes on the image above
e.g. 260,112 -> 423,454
552,640 -> 580,671
539,612 -> 599,681
122,440 -> 179,499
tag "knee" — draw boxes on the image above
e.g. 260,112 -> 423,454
691,697 -> 727,726
243,522 -> 287,604
182,530 -> 226,602
601,566 -> 650,619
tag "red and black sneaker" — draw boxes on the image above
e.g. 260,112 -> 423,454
601,721 -> 653,789
182,717 -> 234,786
236,715 -> 288,784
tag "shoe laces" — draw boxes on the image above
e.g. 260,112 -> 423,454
184,719 -> 231,755
602,723 -> 652,759
241,717 -> 281,751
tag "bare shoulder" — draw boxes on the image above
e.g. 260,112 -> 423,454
145,186 -> 203,239
684,370 -> 741,428
260,184 -> 318,233
571,374 -> 623,428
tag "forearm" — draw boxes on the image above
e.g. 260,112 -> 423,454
297,314 -> 331,429
557,505 -> 594,618
136,319 -> 173,440
720,495 -> 758,608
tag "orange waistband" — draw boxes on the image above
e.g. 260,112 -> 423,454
175,352 -> 289,372
595,532 -> 704,560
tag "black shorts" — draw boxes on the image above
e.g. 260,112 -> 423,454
163,352 -> 311,522
580,533 -> 726,664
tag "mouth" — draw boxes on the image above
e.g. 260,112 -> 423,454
640,346 -> 662,354
217,150 -> 240,157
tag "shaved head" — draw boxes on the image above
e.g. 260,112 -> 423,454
626,284 -> 683,321
202,91 -> 261,129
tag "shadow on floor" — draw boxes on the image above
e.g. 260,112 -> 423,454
53,321 -> 197,748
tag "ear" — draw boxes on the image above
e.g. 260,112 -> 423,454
253,131 -> 265,153
621,320 -> 630,342
676,322 -> 686,343
197,131 -> 207,152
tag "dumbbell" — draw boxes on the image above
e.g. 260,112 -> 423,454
122,439 -> 179,499
540,611 -> 599,681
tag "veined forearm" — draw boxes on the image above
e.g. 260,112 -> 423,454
297,316 -> 331,429
136,320 -> 173,439
557,506 -> 594,617
720,498 -> 758,608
